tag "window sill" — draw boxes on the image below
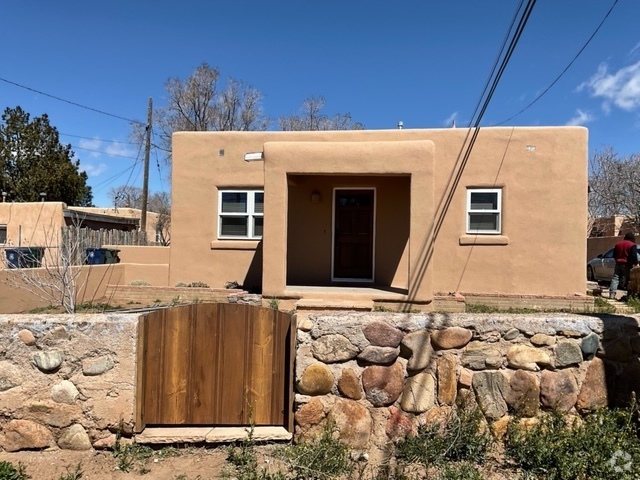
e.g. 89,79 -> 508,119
459,235 -> 509,246
210,240 -> 260,251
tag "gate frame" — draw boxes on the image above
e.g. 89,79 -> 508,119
134,304 -> 296,434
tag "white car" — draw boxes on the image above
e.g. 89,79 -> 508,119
587,246 -> 640,282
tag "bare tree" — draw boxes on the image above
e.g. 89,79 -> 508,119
137,63 -> 268,162
108,185 -> 171,245
148,191 -> 171,246
278,96 -> 364,131
589,147 -> 640,233
108,185 -> 143,209
3,219 -> 90,313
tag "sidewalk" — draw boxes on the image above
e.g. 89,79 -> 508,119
587,281 -> 636,314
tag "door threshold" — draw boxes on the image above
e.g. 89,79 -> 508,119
135,426 -> 292,444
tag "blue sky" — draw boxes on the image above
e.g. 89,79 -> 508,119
2,0 -> 639,206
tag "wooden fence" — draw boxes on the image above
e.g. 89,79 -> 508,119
61,226 -> 148,265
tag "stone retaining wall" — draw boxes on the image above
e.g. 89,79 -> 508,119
293,312 -> 640,452
2,311 -> 640,455
0,314 -> 139,452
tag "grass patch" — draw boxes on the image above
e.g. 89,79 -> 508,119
57,463 -> 83,480
75,302 -> 122,313
396,407 -> 491,469
594,295 -> 617,313
504,404 -> 640,479
112,431 -> 153,474
276,422 -> 353,480
625,294 -> 640,313
0,461 -> 29,480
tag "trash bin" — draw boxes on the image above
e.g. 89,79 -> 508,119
104,248 -> 120,264
85,248 -> 120,265
5,247 -> 45,268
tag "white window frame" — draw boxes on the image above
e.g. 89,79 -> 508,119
217,189 -> 263,239
466,188 -> 502,234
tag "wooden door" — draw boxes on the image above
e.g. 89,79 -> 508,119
137,303 -> 293,429
333,189 -> 374,281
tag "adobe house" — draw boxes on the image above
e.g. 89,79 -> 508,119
0,202 -> 139,249
170,127 -> 588,310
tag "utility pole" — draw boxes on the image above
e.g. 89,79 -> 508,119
140,97 -> 152,237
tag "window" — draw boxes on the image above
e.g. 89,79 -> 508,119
218,190 -> 263,239
0,225 -> 6,244
466,188 -> 501,234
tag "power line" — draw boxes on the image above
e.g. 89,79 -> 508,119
60,132 -> 138,145
71,145 -> 141,160
406,0 -> 538,303
0,76 -> 144,125
494,0 -> 619,126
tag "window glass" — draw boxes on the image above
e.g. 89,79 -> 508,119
221,192 -> 247,213
470,192 -> 497,210
0,226 -> 6,244
466,188 -> 501,234
218,190 -> 263,239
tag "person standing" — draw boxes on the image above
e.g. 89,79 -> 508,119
609,232 -> 638,299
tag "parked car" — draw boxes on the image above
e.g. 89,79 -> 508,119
587,245 -> 640,282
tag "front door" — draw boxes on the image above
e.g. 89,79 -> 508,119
333,189 -> 374,281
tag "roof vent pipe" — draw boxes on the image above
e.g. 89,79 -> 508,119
397,121 -> 403,129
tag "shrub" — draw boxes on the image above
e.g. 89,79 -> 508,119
396,408 -> 491,467
504,405 -> 640,480
175,281 -> 210,288
130,280 -> 151,286
0,461 -> 29,480
277,422 -> 353,479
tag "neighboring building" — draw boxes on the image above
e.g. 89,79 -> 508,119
590,215 -> 631,238
70,207 -> 163,244
170,127 -> 588,308
0,202 -> 141,267
0,202 -> 138,247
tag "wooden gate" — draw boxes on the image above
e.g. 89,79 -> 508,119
135,303 -> 294,432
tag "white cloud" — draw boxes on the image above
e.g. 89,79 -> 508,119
77,138 -> 135,159
443,112 -> 458,127
78,138 -> 102,158
80,163 -> 108,177
566,109 -> 594,126
578,60 -> 640,111
104,142 -> 135,157
630,42 -> 640,58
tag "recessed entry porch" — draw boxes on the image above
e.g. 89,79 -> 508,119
286,174 -> 410,292
261,138 -> 435,304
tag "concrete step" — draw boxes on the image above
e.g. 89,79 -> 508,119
135,426 -> 292,444
295,298 -> 374,312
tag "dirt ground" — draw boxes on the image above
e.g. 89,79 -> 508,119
0,446 -> 232,480
0,446 -> 515,480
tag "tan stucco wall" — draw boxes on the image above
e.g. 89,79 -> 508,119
171,127 -> 588,300
0,264 -> 124,313
0,202 -> 66,249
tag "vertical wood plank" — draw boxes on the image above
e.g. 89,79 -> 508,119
142,309 -> 166,424
161,305 -> 192,424
216,303 -> 249,424
189,303 -> 219,424
134,314 -> 146,433
249,306 -> 275,424
286,313 -> 297,432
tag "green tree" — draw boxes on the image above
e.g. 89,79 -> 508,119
0,106 -> 92,206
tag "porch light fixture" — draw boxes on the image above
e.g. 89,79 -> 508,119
311,191 -> 321,204
244,151 -> 264,162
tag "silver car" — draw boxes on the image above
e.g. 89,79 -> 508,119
587,245 -> 640,282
